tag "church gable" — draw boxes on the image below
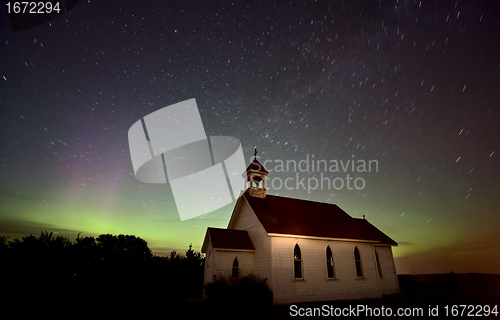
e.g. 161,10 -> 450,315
226,195 -> 274,283
201,227 -> 254,252
201,227 -> 255,284
227,195 -> 267,234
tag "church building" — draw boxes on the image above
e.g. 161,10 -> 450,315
201,151 -> 400,305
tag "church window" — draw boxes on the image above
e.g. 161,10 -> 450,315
232,257 -> 239,278
294,244 -> 303,279
326,246 -> 335,279
354,246 -> 363,278
375,249 -> 383,278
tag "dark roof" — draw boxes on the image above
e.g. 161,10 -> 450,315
241,190 -> 397,246
205,227 -> 255,251
245,159 -> 269,174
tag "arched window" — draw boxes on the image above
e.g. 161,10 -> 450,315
326,246 -> 335,279
375,249 -> 383,278
294,244 -> 303,279
354,246 -> 363,278
232,257 -> 239,278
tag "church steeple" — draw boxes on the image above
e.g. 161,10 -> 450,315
242,148 -> 269,198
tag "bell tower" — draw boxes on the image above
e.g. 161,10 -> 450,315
242,148 -> 269,198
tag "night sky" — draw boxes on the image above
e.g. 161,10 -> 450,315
1,0 -> 499,275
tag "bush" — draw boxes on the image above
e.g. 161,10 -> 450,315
204,274 -> 272,310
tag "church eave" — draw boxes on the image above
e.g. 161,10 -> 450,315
213,248 -> 255,252
266,232 -> 396,245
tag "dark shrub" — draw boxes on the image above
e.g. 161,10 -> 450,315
204,274 -> 272,310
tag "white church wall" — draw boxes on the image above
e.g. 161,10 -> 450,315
210,250 -> 254,280
203,246 -> 255,283
271,237 -> 384,304
230,199 -> 274,287
374,245 -> 400,295
203,243 -> 215,285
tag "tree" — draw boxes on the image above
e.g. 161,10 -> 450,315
0,231 -> 206,301
96,234 -> 152,261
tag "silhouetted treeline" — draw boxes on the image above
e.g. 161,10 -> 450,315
0,231 -> 204,312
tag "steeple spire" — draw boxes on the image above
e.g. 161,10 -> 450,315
242,147 -> 268,198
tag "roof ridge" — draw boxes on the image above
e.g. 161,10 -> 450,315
267,193 -> 340,207
246,190 -> 341,208
242,191 -> 397,246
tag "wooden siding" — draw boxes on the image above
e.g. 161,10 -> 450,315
204,246 -> 255,283
212,250 -> 254,280
374,245 -> 400,295
271,237 -> 390,304
203,242 -> 214,285
230,198 -> 274,288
